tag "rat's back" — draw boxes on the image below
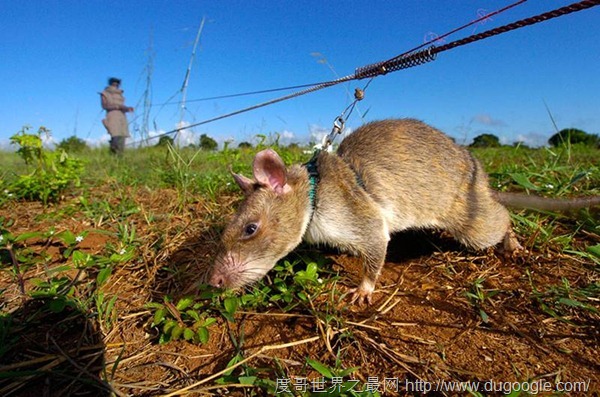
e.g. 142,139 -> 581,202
336,119 -> 502,241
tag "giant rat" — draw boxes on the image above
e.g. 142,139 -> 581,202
209,119 -> 599,303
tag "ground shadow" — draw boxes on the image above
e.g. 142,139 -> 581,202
0,299 -> 109,396
385,229 -> 465,262
150,222 -> 222,301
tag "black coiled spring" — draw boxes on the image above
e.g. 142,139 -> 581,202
354,46 -> 438,79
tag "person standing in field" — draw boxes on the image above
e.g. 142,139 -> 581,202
100,77 -> 134,154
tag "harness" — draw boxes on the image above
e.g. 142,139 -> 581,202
303,151 -> 320,213
302,150 -> 367,219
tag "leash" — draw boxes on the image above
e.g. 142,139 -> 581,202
130,0 -> 600,147
303,83 -> 370,215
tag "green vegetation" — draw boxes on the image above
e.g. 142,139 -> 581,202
57,135 -> 90,152
463,277 -> 500,323
5,126 -> 85,204
199,133 -> 218,151
155,135 -> 174,147
548,128 -> 599,148
470,133 -> 501,148
0,221 -> 133,328
145,255 -> 338,348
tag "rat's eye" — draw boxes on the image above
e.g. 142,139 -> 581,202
242,223 -> 259,238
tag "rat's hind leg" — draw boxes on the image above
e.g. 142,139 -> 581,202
445,197 -> 516,251
499,227 -> 522,254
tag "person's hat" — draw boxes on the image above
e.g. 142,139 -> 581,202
108,77 -> 122,85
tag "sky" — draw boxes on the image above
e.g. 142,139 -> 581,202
1,0 -> 599,150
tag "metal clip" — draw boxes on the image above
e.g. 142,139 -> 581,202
354,88 -> 365,101
321,116 -> 345,151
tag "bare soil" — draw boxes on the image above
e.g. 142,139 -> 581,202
0,187 -> 598,396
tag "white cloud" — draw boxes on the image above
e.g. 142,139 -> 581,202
472,114 -> 507,128
498,135 -> 511,146
173,121 -> 198,147
514,132 -> 549,147
216,136 -> 236,149
134,121 -> 198,148
138,129 -> 165,147
309,124 -> 329,145
84,134 -> 111,148
0,138 -> 12,151
41,133 -> 58,149
279,129 -> 295,144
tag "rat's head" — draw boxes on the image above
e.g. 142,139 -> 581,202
209,149 -> 310,290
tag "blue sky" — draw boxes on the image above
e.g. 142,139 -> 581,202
1,0 -> 599,149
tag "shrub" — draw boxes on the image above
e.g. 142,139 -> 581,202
548,128 -> 599,147
8,126 -> 85,204
57,136 -> 89,152
155,136 -> 174,147
470,133 -> 501,148
199,134 -> 218,151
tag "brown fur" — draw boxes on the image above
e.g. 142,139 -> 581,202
209,118 -> 596,303
303,120 -> 516,301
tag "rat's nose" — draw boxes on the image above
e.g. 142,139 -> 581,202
209,272 -> 225,288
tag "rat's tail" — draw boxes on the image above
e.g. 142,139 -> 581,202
494,192 -> 600,211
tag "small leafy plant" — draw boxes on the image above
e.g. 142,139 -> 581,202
147,295 -> 217,344
0,224 -> 133,313
463,277 -> 500,323
7,126 -> 85,204
239,256 -> 335,312
252,259 -> 325,308
147,255 -> 335,345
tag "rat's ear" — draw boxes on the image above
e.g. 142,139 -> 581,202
231,171 -> 255,196
252,149 -> 289,194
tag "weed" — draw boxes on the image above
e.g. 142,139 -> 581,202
1,228 -> 51,294
529,272 -> 599,322
7,126 -> 85,204
28,276 -> 81,313
260,259 -> 327,310
476,144 -> 599,196
0,223 -> 135,319
147,295 -> 217,344
95,291 -> 119,333
159,142 -> 203,207
510,211 -> 566,251
115,221 -> 138,247
463,277 -> 500,323
78,193 -> 140,227
566,242 -> 600,265
147,254 -> 336,345
213,351 -> 278,394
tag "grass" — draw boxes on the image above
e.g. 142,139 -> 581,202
0,140 -> 599,395
474,144 -> 600,195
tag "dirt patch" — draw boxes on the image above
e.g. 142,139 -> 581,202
0,188 -> 598,396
